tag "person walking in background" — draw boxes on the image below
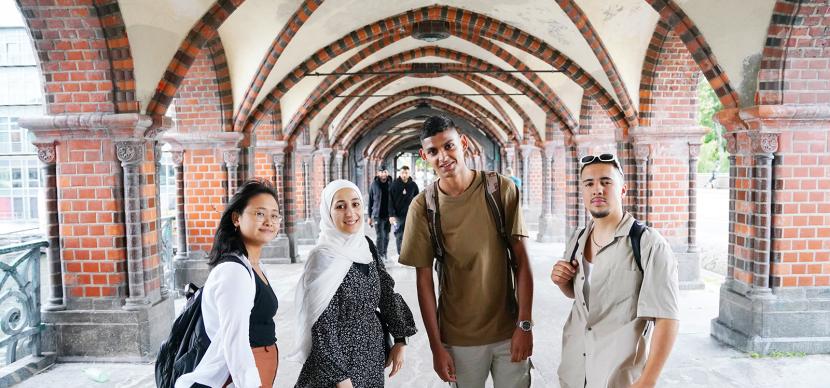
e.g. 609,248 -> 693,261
389,165 -> 419,256
368,166 -> 393,261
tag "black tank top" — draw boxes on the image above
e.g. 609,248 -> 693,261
249,272 -> 278,347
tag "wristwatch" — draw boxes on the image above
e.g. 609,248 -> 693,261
517,320 -> 534,332
394,337 -> 407,345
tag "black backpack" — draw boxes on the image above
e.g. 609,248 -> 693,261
569,220 -> 648,271
155,255 -> 251,388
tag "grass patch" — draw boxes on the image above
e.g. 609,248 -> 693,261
748,351 -> 807,359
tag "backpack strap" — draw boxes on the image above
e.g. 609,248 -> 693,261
423,181 -> 445,263
628,220 -> 647,272
482,172 -> 518,273
569,227 -> 587,267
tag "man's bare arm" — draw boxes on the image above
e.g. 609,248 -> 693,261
633,318 -> 679,387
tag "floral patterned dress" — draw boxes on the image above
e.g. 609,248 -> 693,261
295,238 -> 417,388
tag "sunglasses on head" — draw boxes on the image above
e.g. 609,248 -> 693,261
580,153 -> 617,165
580,153 -> 623,174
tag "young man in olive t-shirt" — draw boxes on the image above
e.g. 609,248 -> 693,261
399,115 -> 534,388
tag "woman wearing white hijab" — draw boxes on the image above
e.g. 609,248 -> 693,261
291,180 -> 416,388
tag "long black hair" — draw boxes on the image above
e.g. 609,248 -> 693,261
206,178 -> 279,268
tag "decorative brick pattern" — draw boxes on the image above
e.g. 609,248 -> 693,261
183,149 -> 226,255
757,0 -> 830,105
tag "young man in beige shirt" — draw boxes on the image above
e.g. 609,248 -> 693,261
400,115 -> 534,387
551,154 -> 680,388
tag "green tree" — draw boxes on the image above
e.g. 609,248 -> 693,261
697,77 -> 729,173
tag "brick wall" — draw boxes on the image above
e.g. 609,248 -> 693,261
57,139 -> 124,301
19,0 -> 115,114
173,46 -> 224,133
758,0 -> 830,105
138,145 -> 161,301
183,149 -> 226,255
769,130 -> 830,288
528,149 -> 543,208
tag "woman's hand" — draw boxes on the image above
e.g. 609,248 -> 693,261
335,378 -> 354,388
385,343 -> 406,377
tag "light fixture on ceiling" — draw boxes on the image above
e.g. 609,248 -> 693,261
412,20 -> 450,42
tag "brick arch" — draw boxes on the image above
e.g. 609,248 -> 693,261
321,60 -> 563,143
336,86 -> 515,144
146,0 -> 323,118
231,0 -> 324,128
637,20 -> 700,129
340,99 -> 508,151
555,0 -> 636,122
250,27 -> 577,136
644,0 -> 740,109
145,0 -> 246,116
757,0 -> 830,105
170,37 -> 233,134
452,73 -> 540,143
282,47 -> 572,143
244,5 -> 624,133
16,0 -> 139,115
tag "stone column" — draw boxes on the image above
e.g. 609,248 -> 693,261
318,147 -> 332,184
154,143 -> 168,298
171,151 -> 187,262
333,150 -> 345,181
519,145 -> 533,210
261,148 -> 294,264
223,149 -> 240,200
633,143 -> 651,224
116,141 -> 149,311
503,145 -> 516,174
536,143 -> 555,242
678,143 -> 704,290
35,142 -> 65,311
294,146 -> 318,244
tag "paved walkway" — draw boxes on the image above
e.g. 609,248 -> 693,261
15,239 -> 830,387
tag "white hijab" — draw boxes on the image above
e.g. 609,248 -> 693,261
288,180 -> 373,363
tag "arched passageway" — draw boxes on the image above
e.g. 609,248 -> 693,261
0,0 -> 825,364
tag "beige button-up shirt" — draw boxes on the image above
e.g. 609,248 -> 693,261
558,213 -> 680,388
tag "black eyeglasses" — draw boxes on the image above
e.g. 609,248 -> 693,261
580,153 -> 623,173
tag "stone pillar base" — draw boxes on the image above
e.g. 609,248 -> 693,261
522,207 -> 541,231
711,282 -> 830,354
676,251 -> 704,290
261,235 -> 295,264
174,253 -> 211,293
536,214 -> 565,243
295,219 -> 319,245
41,296 -> 174,362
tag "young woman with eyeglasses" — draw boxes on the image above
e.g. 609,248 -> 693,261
175,179 -> 283,388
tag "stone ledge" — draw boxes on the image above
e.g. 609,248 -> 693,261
0,353 -> 56,388
711,283 -> 830,354
42,297 -> 174,361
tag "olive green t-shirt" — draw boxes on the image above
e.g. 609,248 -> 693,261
399,171 -> 527,346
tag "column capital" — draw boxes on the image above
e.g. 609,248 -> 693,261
222,148 -> 240,167
18,113 -> 171,142
160,132 -> 242,150
33,141 -> 57,164
633,143 -> 652,162
115,140 -> 145,165
689,143 -> 702,159
170,150 -> 184,166
316,147 -> 333,160
749,132 -> 779,155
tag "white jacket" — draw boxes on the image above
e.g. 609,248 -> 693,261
174,256 -> 262,388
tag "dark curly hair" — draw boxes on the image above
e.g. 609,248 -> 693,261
206,178 -> 279,268
420,115 -> 459,141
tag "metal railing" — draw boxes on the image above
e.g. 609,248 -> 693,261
159,215 -> 176,294
0,240 -> 46,365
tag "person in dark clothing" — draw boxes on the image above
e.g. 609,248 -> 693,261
389,166 -> 419,255
367,165 -> 393,260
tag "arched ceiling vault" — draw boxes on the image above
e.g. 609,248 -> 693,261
125,0 -> 776,148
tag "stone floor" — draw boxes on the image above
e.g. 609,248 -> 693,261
14,238 -> 830,388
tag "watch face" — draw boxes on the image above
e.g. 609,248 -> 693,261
519,321 -> 532,331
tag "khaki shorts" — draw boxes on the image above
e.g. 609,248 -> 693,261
445,339 -> 531,388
